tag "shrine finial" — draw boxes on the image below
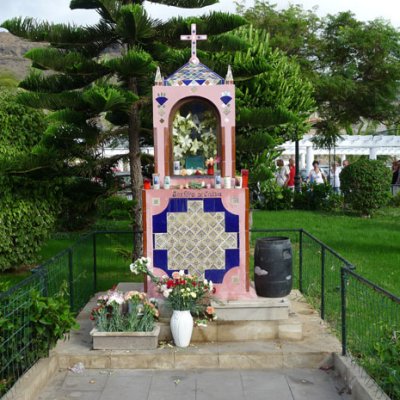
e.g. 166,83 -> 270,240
225,65 -> 234,84
154,66 -> 163,86
180,23 -> 207,65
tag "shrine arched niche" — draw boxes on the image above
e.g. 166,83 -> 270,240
169,97 -> 220,176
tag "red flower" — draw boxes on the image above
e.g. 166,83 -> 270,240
192,281 -> 197,286
166,279 -> 175,289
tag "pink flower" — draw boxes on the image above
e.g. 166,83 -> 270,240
172,271 -> 180,279
206,306 -> 215,315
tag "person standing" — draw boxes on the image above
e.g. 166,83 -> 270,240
308,161 -> 326,184
286,158 -> 296,190
330,162 -> 341,193
276,159 -> 289,187
392,160 -> 399,185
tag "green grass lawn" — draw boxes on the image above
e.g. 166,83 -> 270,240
2,209 -> 399,297
252,208 -> 400,296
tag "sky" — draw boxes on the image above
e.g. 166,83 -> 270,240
0,0 -> 400,28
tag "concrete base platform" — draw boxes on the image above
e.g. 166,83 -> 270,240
212,297 -> 290,321
157,318 -> 302,342
52,290 -> 341,371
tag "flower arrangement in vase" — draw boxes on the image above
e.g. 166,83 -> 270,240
130,257 -> 217,347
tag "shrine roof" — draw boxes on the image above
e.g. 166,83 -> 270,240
164,61 -> 224,86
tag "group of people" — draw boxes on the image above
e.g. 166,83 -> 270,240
275,158 -> 350,192
276,158 -> 296,190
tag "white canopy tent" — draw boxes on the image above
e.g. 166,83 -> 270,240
279,134 -> 400,172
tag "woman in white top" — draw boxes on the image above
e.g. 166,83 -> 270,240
308,161 -> 326,184
275,159 -> 289,187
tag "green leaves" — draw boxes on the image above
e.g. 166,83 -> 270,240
20,70 -> 99,93
341,159 -> 392,215
82,85 -> 138,112
24,48 -> 106,74
104,49 -> 157,78
149,0 -> 218,8
115,4 -> 156,45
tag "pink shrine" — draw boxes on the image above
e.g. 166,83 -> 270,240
143,24 -> 253,300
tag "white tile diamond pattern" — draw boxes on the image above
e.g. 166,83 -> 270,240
154,200 -> 238,275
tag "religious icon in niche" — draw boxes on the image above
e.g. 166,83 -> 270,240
172,100 -> 218,175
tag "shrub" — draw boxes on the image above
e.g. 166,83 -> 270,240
97,195 -> 134,220
391,192 -> 400,207
340,159 -> 391,215
253,180 -> 294,210
293,183 -> 342,211
0,190 -> 56,272
57,178 -> 106,231
0,92 -> 57,271
0,285 -> 78,396
360,325 -> 400,400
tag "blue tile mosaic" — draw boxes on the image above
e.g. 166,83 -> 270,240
152,198 -> 240,282
165,62 -> 224,87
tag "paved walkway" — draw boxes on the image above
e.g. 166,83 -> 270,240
36,368 -> 351,400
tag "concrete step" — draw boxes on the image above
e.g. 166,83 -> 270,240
55,340 -> 335,371
158,318 -> 302,342
53,290 -> 341,371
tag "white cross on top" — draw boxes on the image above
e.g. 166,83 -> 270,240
180,23 -> 207,64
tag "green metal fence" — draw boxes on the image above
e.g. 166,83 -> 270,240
1,228 -> 399,399
251,228 -> 399,400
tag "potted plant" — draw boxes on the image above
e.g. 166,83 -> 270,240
130,257 -> 217,347
89,289 -> 160,350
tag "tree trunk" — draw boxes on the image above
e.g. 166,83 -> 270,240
128,78 -> 143,260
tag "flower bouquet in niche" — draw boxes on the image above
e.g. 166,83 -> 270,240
130,257 -> 217,347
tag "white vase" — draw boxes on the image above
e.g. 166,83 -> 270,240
170,310 -> 193,348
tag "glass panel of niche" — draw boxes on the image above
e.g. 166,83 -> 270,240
172,99 -> 219,176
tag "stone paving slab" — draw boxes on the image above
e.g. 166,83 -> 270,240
36,368 -> 352,400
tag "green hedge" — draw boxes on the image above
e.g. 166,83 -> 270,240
340,159 -> 391,215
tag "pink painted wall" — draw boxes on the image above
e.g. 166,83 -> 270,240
153,84 -> 236,179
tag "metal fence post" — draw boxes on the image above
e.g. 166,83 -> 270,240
68,248 -> 74,311
321,246 -> 326,320
93,232 -> 97,293
299,229 -> 303,293
341,267 -> 347,356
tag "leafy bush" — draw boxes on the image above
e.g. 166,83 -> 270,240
29,286 -> 79,354
360,325 -> 400,399
253,181 -> 294,210
293,183 -> 342,211
57,178 -> 107,231
340,159 -> 391,215
0,285 -> 78,396
0,92 -> 57,271
391,192 -> 400,207
0,190 -> 56,272
97,195 -> 134,220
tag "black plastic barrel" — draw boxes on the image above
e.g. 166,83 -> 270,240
254,237 -> 292,298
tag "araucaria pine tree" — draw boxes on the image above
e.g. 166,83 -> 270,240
2,0 -> 247,257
